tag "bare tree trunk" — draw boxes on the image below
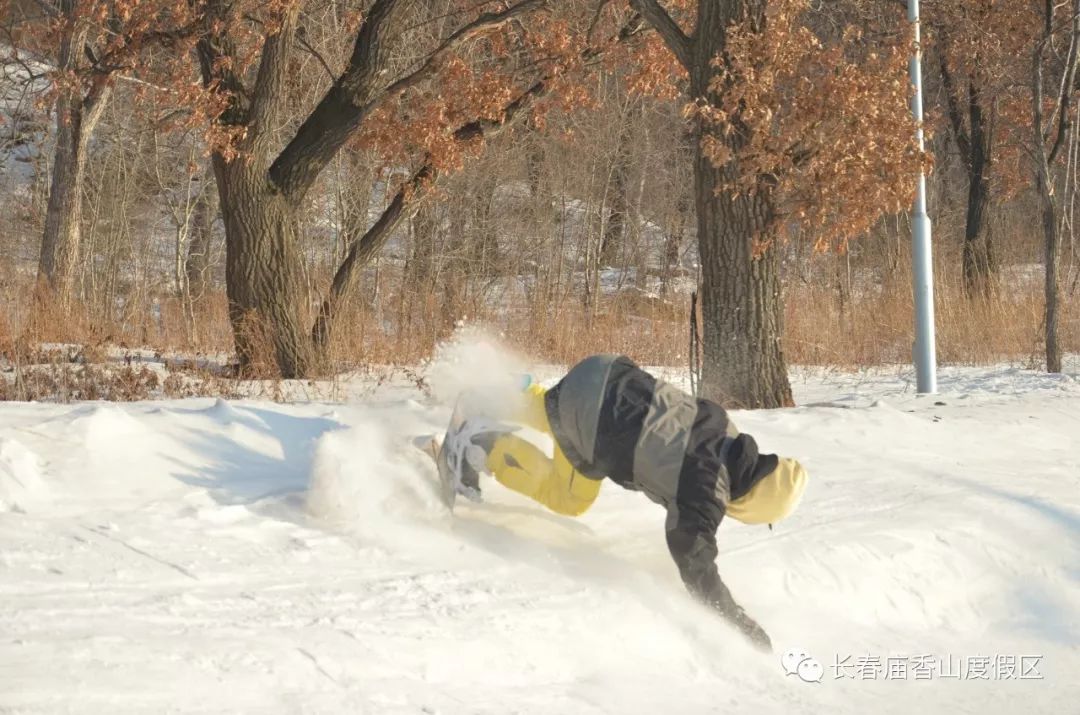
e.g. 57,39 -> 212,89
408,199 -> 439,291
1030,0 -> 1080,374
939,52 -> 997,297
37,9 -> 110,302
631,0 -> 792,407
600,152 -> 628,267
471,174 -> 500,277
694,146 -> 791,407
660,196 -> 688,297
194,0 -> 559,374
185,166 -> 219,306
1037,176 -> 1062,373
962,158 -> 994,296
961,91 -> 995,296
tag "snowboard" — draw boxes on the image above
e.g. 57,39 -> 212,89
412,432 -> 458,510
418,398 -> 479,510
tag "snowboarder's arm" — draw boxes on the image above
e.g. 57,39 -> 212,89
666,523 -> 772,651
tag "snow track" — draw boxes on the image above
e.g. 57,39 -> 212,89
1,366 -> 1079,713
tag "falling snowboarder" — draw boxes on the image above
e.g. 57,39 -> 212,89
440,354 -> 808,651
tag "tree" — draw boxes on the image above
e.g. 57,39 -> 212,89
926,0 -> 1076,373
36,0 -> 111,302
1029,0 -> 1080,374
12,0 -> 201,305
192,0 -> 625,376
928,0 -> 1028,298
629,0 -> 918,407
936,31 -> 996,296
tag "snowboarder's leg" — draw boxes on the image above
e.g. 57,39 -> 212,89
483,433 -> 600,517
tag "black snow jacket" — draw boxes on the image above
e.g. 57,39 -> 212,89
544,354 -> 777,647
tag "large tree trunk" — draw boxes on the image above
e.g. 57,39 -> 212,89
692,0 -> 793,408
37,11 -> 109,302
693,147 -> 792,408
213,155 -> 311,377
938,52 -> 998,298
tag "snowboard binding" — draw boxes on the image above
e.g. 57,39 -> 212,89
436,410 -> 516,508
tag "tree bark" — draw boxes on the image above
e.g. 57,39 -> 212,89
212,154 -> 311,377
408,198 -> 439,290
631,0 -> 792,407
196,0 -> 543,376
471,174 -> 500,276
198,1 -> 314,376
1036,174 -> 1061,373
693,141 -> 791,408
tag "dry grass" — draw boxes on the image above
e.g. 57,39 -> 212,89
1,259 -> 1076,403
784,263 -> 1077,369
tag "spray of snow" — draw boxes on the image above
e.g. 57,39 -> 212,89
305,409 -> 448,544
423,326 -> 537,427
426,327 -> 530,401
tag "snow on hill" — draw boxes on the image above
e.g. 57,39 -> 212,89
1,348 -> 1078,713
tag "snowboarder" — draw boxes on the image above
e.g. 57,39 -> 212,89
443,354 -> 808,650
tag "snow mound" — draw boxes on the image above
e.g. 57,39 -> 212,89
0,438 -> 46,513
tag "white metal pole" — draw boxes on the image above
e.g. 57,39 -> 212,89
908,0 -> 938,393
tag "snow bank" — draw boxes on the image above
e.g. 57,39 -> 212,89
0,362 -> 1077,713
0,438 -> 46,513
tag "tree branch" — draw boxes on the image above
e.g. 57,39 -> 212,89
195,0 -> 251,126
938,51 -> 972,160
311,75 -> 548,349
374,0 -> 547,118
247,4 -> 300,142
628,0 -> 692,70
310,7 -> 648,351
1047,0 -> 1080,164
296,30 -> 337,82
269,0 -> 545,200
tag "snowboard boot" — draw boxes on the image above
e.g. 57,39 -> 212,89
441,419 -> 512,502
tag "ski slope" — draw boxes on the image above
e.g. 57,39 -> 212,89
1,358 -> 1079,714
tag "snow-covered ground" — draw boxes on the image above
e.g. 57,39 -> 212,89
1,349 -> 1079,713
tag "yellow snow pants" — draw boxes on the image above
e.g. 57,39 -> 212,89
485,384 -> 601,517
